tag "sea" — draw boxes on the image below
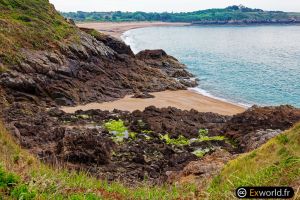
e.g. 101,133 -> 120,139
122,25 -> 300,108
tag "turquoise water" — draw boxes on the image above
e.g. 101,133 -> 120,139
122,25 -> 300,108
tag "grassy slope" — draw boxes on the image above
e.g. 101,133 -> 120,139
0,0 -> 77,66
0,122 -> 196,199
206,123 -> 300,199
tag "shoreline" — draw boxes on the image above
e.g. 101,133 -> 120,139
75,22 -> 247,115
77,21 -> 190,39
61,90 -> 246,115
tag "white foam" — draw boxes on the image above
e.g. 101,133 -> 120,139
188,87 -> 252,108
121,30 -> 139,54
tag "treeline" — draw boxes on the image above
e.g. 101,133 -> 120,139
61,5 -> 300,23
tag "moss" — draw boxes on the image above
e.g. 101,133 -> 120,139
129,132 -> 137,140
160,129 -> 225,147
104,119 -> 139,143
198,129 -> 225,142
104,120 -> 127,133
160,134 -> 190,146
192,148 -> 212,158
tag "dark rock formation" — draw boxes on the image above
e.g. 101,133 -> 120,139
136,49 -> 198,87
0,30 -> 193,107
223,105 -> 300,152
2,102 -> 299,184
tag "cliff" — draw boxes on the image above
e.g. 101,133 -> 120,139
0,0 -> 195,108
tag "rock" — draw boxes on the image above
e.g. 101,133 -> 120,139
1,31 -> 189,106
240,129 -> 282,152
61,129 -> 115,165
136,49 -> 198,87
80,28 -> 134,56
131,92 -> 155,99
223,105 -> 300,152
136,49 -> 168,59
2,102 -> 300,185
166,149 -> 233,185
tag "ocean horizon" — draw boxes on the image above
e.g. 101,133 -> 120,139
122,25 -> 300,108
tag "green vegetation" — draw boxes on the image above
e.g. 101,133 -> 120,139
160,134 -> 190,146
198,129 -> 225,142
0,64 -> 9,73
192,148 -> 212,158
160,129 -> 225,147
104,119 -> 144,142
206,123 -> 300,199
61,5 -> 300,23
0,0 -> 78,66
104,119 -> 129,142
0,121 -> 197,199
104,119 -> 127,134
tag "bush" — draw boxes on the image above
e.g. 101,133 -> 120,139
11,184 -> 36,200
0,166 -> 20,190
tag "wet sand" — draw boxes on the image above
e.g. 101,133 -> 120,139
62,90 -> 246,115
77,22 -> 190,39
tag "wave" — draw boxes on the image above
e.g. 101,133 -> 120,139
188,87 -> 252,108
121,31 -> 139,54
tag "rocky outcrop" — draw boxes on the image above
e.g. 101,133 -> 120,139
136,49 -> 198,87
223,105 -> 300,152
166,149 -> 233,185
0,29 -> 192,106
127,106 -> 229,139
2,103 -> 299,184
80,27 -> 135,56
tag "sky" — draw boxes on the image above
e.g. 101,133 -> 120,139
49,0 -> 300,12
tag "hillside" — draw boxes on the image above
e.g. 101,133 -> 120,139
207,123 -> 300,199
62,5 -> 300,24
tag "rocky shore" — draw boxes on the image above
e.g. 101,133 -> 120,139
1,5 -> 300,188
2,102 -> 300,185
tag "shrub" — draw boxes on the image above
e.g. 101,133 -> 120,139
0,166 -> 20,190
11,184 -> 36,200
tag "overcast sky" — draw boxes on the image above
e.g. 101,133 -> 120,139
49,0 -> 300,12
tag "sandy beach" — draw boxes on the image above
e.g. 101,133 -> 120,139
77,22 -> 190,39
72,22 -> 246,115
62,90 -> 245,115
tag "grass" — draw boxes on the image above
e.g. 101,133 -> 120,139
0,63 -> 9,73
206,123 -> 300,200
0,121 -> 196,199
0,0 -> 78,67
